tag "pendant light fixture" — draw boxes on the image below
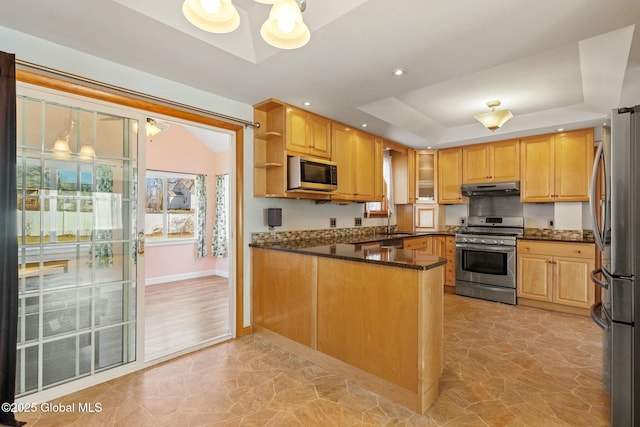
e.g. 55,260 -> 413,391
182,0 -> 310,49
473,100 -> 513,131
182,0 -> 240,33
260,0 -> 310,49
52,115 -> 74,160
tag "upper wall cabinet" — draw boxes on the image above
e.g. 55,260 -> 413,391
331,124 -> 381,202
253,99 -> 330,200
392,148 -> 416,205
462,139 -> 519,184
520,128 -> 594,202
416,150 -> 436,202
286,106 -> 332,159
437,147 -> 463,204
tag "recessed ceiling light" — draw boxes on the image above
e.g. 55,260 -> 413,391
427,146 -> 432,149
392,68 -> 407,77
557,128 -> 564,131
361,123 -> 368,128
303,101 -> 312,106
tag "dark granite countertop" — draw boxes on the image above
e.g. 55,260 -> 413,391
519,233 -> 595,243
250,241 -> 447,271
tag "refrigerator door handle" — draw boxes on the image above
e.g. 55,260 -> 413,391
590,301 -> 611,331
590,268 -> 609,289
589,140 -> 606,251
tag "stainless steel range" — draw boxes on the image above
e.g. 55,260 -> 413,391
455,215 -> 524,305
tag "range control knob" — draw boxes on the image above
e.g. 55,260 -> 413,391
499,240 -> 505,245
480,239 -> 485,244
492,240 -> 499,245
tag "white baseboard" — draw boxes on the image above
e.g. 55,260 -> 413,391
146,269 -> 229,285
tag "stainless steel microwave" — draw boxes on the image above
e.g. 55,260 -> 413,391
287,155 -> 338,191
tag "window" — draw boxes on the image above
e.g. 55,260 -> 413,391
365,151 -> 393,218
145,171 -> 197,241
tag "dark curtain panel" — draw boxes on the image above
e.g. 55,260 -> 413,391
0,52 -> 22,427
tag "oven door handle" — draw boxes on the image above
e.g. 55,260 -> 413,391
456,244 -> 515,253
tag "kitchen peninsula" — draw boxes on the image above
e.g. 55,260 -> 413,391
250,240 -> 447,414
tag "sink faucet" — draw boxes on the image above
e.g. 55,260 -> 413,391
387,211 -> 391,234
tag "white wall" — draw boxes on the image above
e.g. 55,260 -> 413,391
2,26 -> 393,329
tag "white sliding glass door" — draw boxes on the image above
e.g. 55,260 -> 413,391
15,95 -> 138,396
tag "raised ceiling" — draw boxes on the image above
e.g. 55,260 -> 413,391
1,0 -> 639,148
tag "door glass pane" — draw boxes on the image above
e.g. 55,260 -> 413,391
15,95 -> 137,397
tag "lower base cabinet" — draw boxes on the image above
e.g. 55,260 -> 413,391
517,240 -> 597,315
403,235 -> 455,288
251,247 -> 444,414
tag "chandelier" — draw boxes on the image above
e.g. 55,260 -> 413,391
182,0 -> 310,50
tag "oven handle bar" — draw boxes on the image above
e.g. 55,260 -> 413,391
455,243 -> 515,253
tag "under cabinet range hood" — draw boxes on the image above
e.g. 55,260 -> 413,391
461,181 -> 520,196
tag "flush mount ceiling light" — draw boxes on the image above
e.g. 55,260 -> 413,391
473,100 -> 513,131
182,0 -> 240,33
182,0 -> 310,49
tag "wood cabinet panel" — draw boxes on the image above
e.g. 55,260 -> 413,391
404,236 -> 431,250
554,129 -> 594,201
517,253 -> 553,301
462,140 -> 519,183
252,248 -> 316,346
316,258 -> 418,392
437,148 -> 463,204
491,139 -> 520,182
331,124 -> 356,199
517,240 -> 596,313
462,144 -> 489,183
285,106 -> 331,158
520,134 -> 555,202
331,126 -> 380,202
354,131 -> 376,200
520,129 -> 593,202
554,256 -> 595,308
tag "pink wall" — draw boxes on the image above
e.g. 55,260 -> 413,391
145,125 -> 230,281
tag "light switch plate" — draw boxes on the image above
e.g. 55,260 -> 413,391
330,218 -> 337,228
355,217 -> 362,227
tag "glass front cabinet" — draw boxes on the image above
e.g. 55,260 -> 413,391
15,95 -> 138,396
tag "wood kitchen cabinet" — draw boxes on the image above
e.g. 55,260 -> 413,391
392,148 -> 416,204
520,129 -> 594,202
437,147 -> 463,204
253,99 -> 331,200
517,240 -> 596,315
331,124 -> 381,202
403,234 -> 455,287
285,105 -> 332,159
415,204 -> 444,232
463,139 -> 519,183
416,150 -> 437,201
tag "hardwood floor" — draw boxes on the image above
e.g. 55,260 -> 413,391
144,276 -> 231,361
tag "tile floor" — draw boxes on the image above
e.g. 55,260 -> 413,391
14,293 -> 610,426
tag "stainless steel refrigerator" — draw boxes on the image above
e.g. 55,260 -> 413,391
589,105 -> 640,426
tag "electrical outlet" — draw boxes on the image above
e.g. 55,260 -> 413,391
355,217 -> 362,227
330,218 -> 337,228
461,218 -> 466,225
548,219 -> 554,228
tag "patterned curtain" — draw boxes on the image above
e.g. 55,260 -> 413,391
211,174 -> 228,257
195,174 -> 207,257
88,164 -> 114,268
